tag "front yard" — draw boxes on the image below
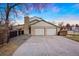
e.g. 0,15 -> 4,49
0,35 -> 30,56
66,34 -> 79,42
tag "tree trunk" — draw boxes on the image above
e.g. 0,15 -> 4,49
5,3 -> 20,43
5,4 -> 10,43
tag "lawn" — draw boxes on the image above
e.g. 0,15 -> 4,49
0,35 -> 30,56
66,34 -> 79,42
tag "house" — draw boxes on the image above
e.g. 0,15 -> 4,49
67,25 -> 79,35
24,16 -> 60,36
12,25 -> 24,30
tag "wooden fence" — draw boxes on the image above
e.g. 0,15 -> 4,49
0,29 -> 24,46
0,29 -> 6,46
9,29 -> 24,38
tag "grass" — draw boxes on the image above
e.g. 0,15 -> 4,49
66,34 -> 79,42
0,35 -> 30,56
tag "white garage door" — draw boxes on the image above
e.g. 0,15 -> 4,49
46,29 -> 56,35
35,29 -> 44,35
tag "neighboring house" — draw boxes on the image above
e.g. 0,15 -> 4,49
24,16 -> 60,36
67,25 -> 79,35
12,25 -> 24,30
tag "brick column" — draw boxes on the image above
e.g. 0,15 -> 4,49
24,16 -> 30,35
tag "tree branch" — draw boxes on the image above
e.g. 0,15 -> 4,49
10,3 -> 21,10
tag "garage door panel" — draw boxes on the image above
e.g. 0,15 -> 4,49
46,29 -> 56,35
35,29 -> 44,35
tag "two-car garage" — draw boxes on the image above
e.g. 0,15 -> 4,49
33,28 -> 57,36
30,20 -> 59,36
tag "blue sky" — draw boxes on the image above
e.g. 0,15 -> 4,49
0,3 -> 79,25
29,3 -> 79,20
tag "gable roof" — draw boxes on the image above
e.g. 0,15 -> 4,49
30,19 -> 40,24
30,16 -> 44,20
31,19 -> 60,28
30,16 -> 43,25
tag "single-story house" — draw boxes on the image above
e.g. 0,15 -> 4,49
24,16 -> 60,36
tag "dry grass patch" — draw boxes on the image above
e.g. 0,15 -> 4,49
0,35 -> 30,56
66,34 -> 79,42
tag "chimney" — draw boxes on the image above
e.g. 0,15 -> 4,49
24,16 -> 30,35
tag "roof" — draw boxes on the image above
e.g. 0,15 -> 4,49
30,16 -> 44,20
30,16 -> 43,25
30,19 -> 40,24
30,18 -> 60,28
13,16 -> 60,28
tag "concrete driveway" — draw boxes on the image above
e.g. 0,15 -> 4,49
13,36 -> 79,56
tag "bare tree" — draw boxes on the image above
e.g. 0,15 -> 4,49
0,3 -> 21,43
58,22 -> 64,27
0,3 -> 49,43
